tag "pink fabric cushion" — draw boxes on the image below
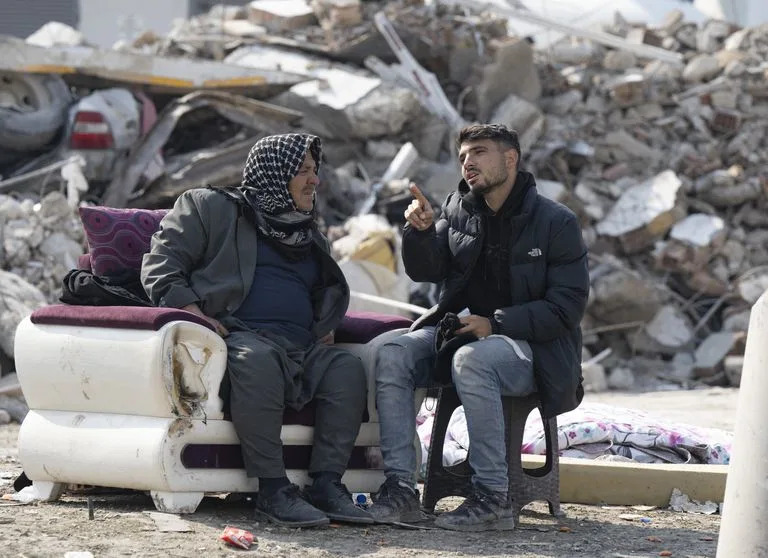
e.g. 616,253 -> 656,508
30,304 -> 215,332
335,311 -> 412,344
79,206 -> 167,276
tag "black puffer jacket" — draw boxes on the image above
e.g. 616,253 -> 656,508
404,171 -> 590,418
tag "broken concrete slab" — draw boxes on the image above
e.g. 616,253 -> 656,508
696,20 -> 734,53
536,180 -> 568,204
736,266 -> 768,304
38,232 -> 83,271
247,0 -> 317,32
722,308 -> 751,332
596,170 -> 685,253
490,94 -> 545,154
643,306 -> 694,353
0,270 -> 46,358
670,214 -> 726,247
476,38 -> 541,121
602,50 -> 637,71
693,331 -> 738,378
607,366 -> 635,390
546,90 -> 583,116
589,270 -> 664,324
311,0 -> 362,28
683,54 -> 722,82
656,213 -> 727,272
0,34 -> 304,96
606,73 -> 647,107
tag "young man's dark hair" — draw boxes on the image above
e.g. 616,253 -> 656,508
455,123 -> 521,167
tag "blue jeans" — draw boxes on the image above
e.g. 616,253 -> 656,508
375,327 -> 535,492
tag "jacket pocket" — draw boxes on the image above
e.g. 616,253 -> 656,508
508,261 -> 544,302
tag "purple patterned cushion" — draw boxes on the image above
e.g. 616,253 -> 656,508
30,304 -> 215,332
336,311 -> 412,344
79,206 -> 168,276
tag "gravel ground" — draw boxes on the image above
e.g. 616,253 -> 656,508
0,387 -> 734,557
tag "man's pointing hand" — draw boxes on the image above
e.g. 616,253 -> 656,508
404,183 -> 434,231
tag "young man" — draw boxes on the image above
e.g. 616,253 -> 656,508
369,124 -> 589,531
141,133 -> 372,527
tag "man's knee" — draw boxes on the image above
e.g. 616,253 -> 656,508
451,345 -> 495,391
332,352 -> 367,394
375,340 -> 409,381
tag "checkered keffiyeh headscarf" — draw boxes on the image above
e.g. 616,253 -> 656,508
242,133 -> 321,216
233,133 -> 321,248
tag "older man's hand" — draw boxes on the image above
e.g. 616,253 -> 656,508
182,303 -> 229,337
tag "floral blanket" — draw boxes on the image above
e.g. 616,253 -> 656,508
417,401 -> 732,472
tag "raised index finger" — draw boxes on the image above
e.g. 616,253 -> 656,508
409,183 -> 430,207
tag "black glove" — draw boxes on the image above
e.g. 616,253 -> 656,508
432,312 -> 477,386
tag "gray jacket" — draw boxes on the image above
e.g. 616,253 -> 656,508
141,188 -> 349,339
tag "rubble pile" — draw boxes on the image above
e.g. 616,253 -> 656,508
0,1 -> 767,397
515,16 -> 768,390
0,192 -> 83,306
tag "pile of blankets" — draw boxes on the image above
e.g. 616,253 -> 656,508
416,401 -> 732,475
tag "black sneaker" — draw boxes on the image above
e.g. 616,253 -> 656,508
434,484 -> 515,532
368,476 -> 423,524
304,479 -> 374,524
254,484 -> 330,528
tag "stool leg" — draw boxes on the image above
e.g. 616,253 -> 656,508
504,396 -> 537,521
544,415 -> 564,518
422,386 -> 471,512
504,396 -> 564,521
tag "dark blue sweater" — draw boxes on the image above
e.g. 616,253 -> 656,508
234,237 -> 319,347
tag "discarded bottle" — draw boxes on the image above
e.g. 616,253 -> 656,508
352,492 -> 370,509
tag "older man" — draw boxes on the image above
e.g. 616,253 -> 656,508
142,133 -> 371,527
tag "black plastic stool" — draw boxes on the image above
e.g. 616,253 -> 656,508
421,385 -> 561,520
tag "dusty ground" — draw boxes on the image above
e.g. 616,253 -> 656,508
0,388 -> 734,558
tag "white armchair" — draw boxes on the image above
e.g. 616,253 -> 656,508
15,304 -> 410,513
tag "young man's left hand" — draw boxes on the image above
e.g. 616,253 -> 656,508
319,331 -> 335,345
455,315 -> 492,339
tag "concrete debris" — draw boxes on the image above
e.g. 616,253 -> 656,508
581,361 -> 608,393
596,170 -> 684,254
693,331 -> 739,379
590,270 -> 664,325
723,355 -> 744,387
607,366 -> 635,390
669,488 -> 719,515
1,3 -> 768,392
490,95 -> 545,153
644,306 -> 694,352
736,267 -> 768,304
248,0 -> 318,33
475,38 -> 541,121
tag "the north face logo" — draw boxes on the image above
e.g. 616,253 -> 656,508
528,248 -> 542,257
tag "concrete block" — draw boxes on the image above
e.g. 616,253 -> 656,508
247,0 -> 317,32
596,170 -> 684,254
